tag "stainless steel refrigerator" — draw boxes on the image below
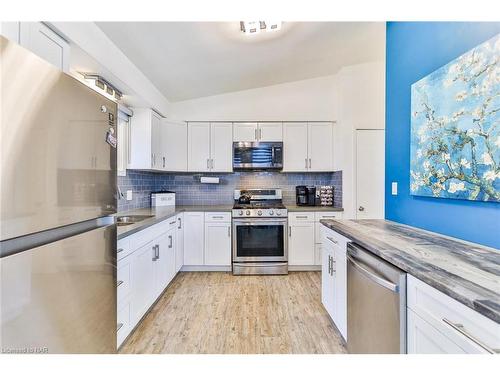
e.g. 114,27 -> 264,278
0,36 -> 117,353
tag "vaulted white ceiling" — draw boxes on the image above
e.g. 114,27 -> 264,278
96,22 -> 385,102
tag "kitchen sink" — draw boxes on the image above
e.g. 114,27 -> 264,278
116,215 -> 154,226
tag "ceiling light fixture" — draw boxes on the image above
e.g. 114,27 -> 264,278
80,73 -> 123,101
240,21 -> 282,35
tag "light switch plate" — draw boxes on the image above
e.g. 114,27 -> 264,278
391,182 -> 398,196
126,190 -> 133,201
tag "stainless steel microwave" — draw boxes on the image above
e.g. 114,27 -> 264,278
233,141 -> 283,171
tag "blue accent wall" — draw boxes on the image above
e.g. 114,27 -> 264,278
386,22 -> 500,249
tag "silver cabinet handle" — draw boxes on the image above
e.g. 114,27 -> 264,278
228,226 -> 231,237
207,158 -> 210,170
358,206 -> 365,212
156,244 -> 160,259
117,280 -> 124,287
163,156 -> 166,168
117,323 -> 123,332
309,158 -> 312,168
442,318 -> 499,354
117,248 -> 124,253
212,216 -> 224,219
289,226 -> 291,236
259,128 -> 262,139
327,236 -> 338,244
305,158 -> 308,169
255,128 -> 258,140
169,220 -> 176,225
296,215 -> 309,219
168,235 -> 173,249
347,255 -> 399,292
211,159 -> 214,169
328,255 -> 332,275
178,217 -> 182,229
152,245 -> 157,261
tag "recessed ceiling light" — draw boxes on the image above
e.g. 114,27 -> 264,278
240,21 -> 282,35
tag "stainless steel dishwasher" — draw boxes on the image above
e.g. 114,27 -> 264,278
347,242 -> 407,353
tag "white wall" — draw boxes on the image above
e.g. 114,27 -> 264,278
334,61 -> 386,219
169,75 -> 338,122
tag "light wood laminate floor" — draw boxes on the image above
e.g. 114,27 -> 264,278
120,271 -> 346,354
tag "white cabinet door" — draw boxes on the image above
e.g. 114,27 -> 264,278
288,222 -> 315,265
204,222 -> 231,266
356,129 -> 385,219
151,111 -> 163,170
333,246 -> 347,339
308,122 -> 334,171
175,214 -> 184,272
130,240 -> 156,326
233,122 -> 257,142
163,120 -> 188,171
155,229 -> 176,298
408,309 -> 466,354
258,122 -> 282,141
19,22 -> 69,71
210,122 -> 233,172
183,212 -> 205,265
283,122 -> 308,171
315,243 -> 322,266
188,122 -> 211,172
321,242 -> 335,318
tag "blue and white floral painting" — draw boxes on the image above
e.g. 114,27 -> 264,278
410,34 -> 500,202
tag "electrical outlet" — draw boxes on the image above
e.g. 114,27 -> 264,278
391,182 -> 398,196
126,190 -> 133,201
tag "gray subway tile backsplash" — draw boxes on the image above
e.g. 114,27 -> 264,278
118,170 -> 342,212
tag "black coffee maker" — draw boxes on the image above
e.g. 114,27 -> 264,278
296,185 -> 316,206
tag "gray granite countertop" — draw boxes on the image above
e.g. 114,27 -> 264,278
117,205 -> 232,240
286,205 -> 344,212
320,219 -> 500,323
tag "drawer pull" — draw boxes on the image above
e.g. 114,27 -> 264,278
295,216 -> 309,219
117,280 -> 124,287
117,248 -> 124,253
211,216 -> 224,219
327,236 -> 338,244
442,318 -> 499,354
322,215 -> 337,218
169,220 -> 176,225
117,323 -> 123,332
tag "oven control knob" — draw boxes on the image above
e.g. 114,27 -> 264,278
246,210 -> 251,216
276,211 -> 282,216
257,210 -> 262,216
269,210 -> 274,215
239,210 -> 244,216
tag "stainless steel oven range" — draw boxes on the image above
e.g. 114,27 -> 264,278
232,189 -> 288,275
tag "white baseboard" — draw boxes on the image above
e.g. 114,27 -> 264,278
288,265 -> 321,271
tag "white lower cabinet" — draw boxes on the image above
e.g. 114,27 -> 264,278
288,221 -> 315,266
183,212 -> 205,265
130,240 -> 156,327
407,275 -> 500,354
320,225 -> 349,340
204,221 -> 231,266
175,214 -> 184,272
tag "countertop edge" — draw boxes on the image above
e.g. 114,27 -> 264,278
319,219 -> 500,324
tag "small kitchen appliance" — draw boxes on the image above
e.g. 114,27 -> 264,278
151,191 -> 175,207
232,189 -> 288,275
295,185 -> 317,206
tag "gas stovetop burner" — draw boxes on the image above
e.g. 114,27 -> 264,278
232,188 -> 287,218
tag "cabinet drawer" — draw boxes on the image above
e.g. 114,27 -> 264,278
117,237 -> 131,260
163,216 -> 179,231
117,258 -> 131,303
407,275 -> 500,354
117,300 -> 131,348
320,225 -> 350,251
289,212 -> 315,223
314,212 -> 343,221
128,221 -> 163,250
204,212 -> 231,222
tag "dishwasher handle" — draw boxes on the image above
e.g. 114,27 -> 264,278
347,254 -> 399,293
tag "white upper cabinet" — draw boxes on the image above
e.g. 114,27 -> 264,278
188,122 -> 232,172
163,120 -> 188,171
188,122 -> 211,172
283,122 -> 334,172
283,122 -> 309,171
19,22 -> 70,72
258,122 -> 283,141
233,122 -> 283,142
308,122 -> 334,171
233,122 -> 258,142
210,122 -> 233,172
129,108 -> 166,170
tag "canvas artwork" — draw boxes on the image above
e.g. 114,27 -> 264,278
410,33 -> 500,202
